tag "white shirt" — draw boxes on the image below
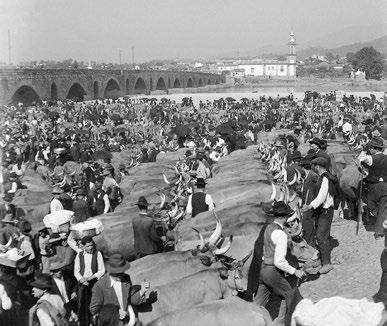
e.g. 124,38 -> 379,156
0,283 -> 12,310
310,176 -> 334,209
74,251 -> 105,281
342,122 -> 352,134
270,222 -> 296,275
53,276 -> 69,303
110,276 -> 124,310
50,198 -> 64,213
36,293 -> 65,326
186,192 -> 215,215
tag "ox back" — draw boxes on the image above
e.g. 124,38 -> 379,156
136,268 -> 228,325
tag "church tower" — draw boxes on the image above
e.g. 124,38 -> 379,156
287,31 -> 296,77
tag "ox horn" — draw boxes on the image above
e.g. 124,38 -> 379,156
289,191 -> 297,202
169,203 -> 178,217
277,187 -> 285,201
213,235 -> 233,255
240,250 -> 253,265
284,184 -> 290,204
295,169 -> 302,183
270,183 -> 277,201
129,158 -> 134,167
173,165 -> 179,174
273,169 -> 282,180
159,193 -> 166,209
162,173 -> 171,185
282,167 -> 287,183
208,211 -> 222,246
4,236 -> 12,248
192,227 -> 205,250
288,172 -> 297,186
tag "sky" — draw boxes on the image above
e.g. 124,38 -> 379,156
0,0 -> 386,64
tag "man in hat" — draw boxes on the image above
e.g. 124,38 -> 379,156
250,201 -> 305,325
298,155 -> 319,246
74,236 -> 105,326
30,273 -> 66,326
49,258 -> 78,321
34,225 -> 50,273
132,196 -> 166,258
186,178 -> 214,218
60,184 -> 74,211
190,149 -> 211,180
308,137 -> 331,169
48,233 -> 76,279
50,186 -> 64,213
359,137 -> 387,239
90,252 -> 149,326
91,180 -> 110,216
102,169 -> 122,212
303,157 -> 337,274
0,194 -> 16,221
209,146 -> 222,164
72,188 -> 91,223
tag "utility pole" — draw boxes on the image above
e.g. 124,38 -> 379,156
8,29 -> 11,64
119,49 -> 122,74
131,46 -> 135,65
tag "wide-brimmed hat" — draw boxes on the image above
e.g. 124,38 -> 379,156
265,201 -> 294,217
17,219 -> 32,233
76,188 -> 87,196
51,186 -> 63,194
308,137 -> 322,147
106,253 -> 130,274
311,157 -> 329,169
48,258 -> 67,271
136,196 -> 149,207
48,233 -> 67,243
30,274 -> 54,290
196,178 -> 207,188
368,137 -> 384,150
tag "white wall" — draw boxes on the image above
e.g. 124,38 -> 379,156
238,64 -> 264,76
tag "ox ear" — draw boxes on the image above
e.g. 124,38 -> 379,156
199,255 -> 213,267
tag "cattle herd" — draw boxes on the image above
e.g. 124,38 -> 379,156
0,91 -> 386,326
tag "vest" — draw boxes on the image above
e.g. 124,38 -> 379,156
262,223 -> 283,265
367,153 -> 387,184
78,251 -> 98,276
93,191 -> 106,215
191,192 -> 209,217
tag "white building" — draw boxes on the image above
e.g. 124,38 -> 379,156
217,32 -> 297,78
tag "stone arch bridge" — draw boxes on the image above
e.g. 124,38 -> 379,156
0,69 -> 224,105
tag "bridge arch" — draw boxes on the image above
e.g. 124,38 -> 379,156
215,79 -> 219,84
66,82 -> 86,101
198,79 -> 203,87
173,78 -> 181,88
186,78 -> 194,88
207,79 -> 211,85
50,82 -> 58,100
104,78 -> 121,99
155,77 -> 167,91
134,77 -> 147,94
11,85 -> 41,105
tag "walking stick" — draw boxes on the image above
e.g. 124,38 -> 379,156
356,177 -> 363,236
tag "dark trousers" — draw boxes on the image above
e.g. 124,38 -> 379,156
316,207 -> 334,265
254,265 -> 292,325
368,183 -> 387,236
78,279 -> 97,326
302,209 -> 316,247
374,250 -> 387,306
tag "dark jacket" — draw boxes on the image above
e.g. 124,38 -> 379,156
132,213 -> 163,256
72,199 -> 90,223
302,170 -> 319,205
60,193 -> 74,211
90,273 -> 144,317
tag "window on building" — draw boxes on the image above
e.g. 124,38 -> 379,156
251,68 -> 254,74
280,65 -> 284,72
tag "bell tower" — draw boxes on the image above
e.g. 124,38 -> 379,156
287,31 -> 296,77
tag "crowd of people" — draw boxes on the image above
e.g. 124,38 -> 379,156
0,90 -> 386,325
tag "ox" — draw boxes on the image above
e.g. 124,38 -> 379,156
135,267 -> 250,324
146,297 -> 272,326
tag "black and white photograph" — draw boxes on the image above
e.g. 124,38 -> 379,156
0,0 -> 387,325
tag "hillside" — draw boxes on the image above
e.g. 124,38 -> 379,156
297,35 -> 387,59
